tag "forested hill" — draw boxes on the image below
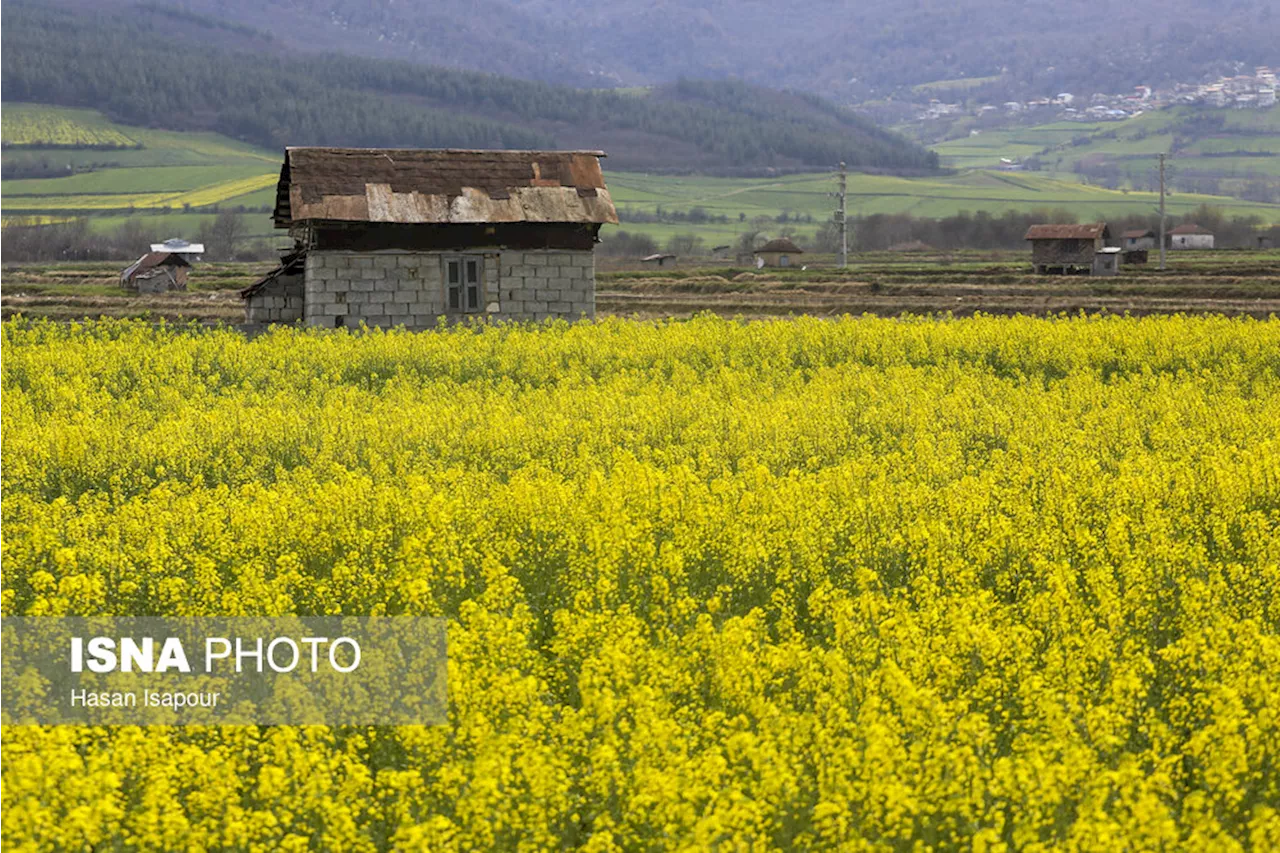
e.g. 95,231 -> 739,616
0,1 -> 938,175
90,0 -> 1280,102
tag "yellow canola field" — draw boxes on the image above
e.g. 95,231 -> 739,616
1,105 -> 138,148
2,174 -> 277,211
0,215 -> 75,227
2,314 -> 1279,851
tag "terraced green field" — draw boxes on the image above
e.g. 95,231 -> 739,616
931,122 -> 1106,169
1,104 -> 278,221
4,103 -> 1279,250
931,106 -> 1280,180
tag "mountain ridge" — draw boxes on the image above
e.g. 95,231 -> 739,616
116,0 -> 1279,101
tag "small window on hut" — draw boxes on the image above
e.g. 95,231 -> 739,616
445,255 -> 483,314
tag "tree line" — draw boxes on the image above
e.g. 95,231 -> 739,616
0,214 -> 278,263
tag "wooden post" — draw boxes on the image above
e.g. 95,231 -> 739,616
1158,153 -> 1166,272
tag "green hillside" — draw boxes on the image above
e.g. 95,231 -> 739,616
5,104 -> 1280,252
2,105 -> 280,237
2,0 -> 937,175
931,107 -> 1280,200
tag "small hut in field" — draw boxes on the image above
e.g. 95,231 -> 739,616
120,239 -> 204,293
753,237 -> 803,268
1025,223 -> 1109,274
1169,223 -> 1214,249
1122,229 -> 1156,250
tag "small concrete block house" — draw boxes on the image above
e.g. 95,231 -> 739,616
753,237 -> 804,268
241,147 -> 618,328
1025,223 -> 1110,274
1092,246 -> 1123,276
1168,223 -> 1214,250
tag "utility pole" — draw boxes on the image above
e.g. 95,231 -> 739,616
837,161 -> 848,268
1158,153 -> 1166,271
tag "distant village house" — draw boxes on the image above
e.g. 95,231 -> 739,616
242,147 -> 618,328
753,237 -> 804,268
1121,229 -> 1156,250
1168,223 -> 1214,249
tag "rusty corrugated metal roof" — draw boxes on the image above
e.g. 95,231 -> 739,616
273,148 -> 619,227
1024,223 -> 1109,240
121,251 -> 190,283
1170,223 -> 1212,235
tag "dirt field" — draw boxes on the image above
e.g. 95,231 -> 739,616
4,250 -> 1279,323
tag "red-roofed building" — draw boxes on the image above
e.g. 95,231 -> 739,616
1168,223 -> 1214,250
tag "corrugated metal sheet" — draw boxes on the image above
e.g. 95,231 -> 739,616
1025,223 -> 1109,240
240,250 -> 306,299
150,239 -> 204,253
121,251 -> 190,284
274,148 -> 618,227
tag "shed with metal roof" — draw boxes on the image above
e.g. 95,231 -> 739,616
245,147 -> 618,328
1025,223 -> 1111,274
753,237 -> 804,268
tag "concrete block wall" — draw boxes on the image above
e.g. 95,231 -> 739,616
298,249 -> 594,329
303,252 -> 448,329
244,273 -> 304,324
495,250 -> 594,322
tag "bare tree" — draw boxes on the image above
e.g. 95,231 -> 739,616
198,211 -> 247,260
736,230 -> 766,254
665,233 -> 705,256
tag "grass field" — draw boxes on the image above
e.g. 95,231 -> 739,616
608,169 -> 1280,245
5,249 -> 1279,324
